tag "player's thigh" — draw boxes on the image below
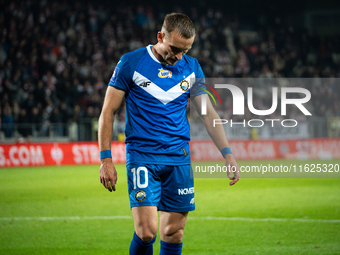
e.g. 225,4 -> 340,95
132,206 -> 158,238
127,163 -> 161,239
159,210 -> 188,240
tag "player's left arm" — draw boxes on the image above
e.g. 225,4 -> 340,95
192,95 -> 240,186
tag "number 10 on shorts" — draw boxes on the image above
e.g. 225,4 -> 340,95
131,167 -> 149,189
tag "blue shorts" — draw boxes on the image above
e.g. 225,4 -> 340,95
126,163 -> 195,212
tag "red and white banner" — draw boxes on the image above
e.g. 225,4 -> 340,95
0,138 -> 339,167
0,142 -> 126,167
190,138 -> 340,161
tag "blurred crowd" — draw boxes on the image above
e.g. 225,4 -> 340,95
0,0 -> 339,139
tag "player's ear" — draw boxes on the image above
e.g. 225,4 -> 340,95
157,31 -> 164,43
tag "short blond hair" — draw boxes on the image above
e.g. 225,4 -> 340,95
162,13 -> 195,39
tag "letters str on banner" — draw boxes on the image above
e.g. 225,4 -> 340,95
1,139 -> 339,167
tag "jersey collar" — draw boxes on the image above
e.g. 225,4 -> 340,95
147,45 -> 173,67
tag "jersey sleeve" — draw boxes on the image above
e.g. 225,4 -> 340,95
190,59 -> 206,97
108,54 -> 132,91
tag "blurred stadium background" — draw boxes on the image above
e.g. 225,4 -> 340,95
0,0 -> 340,254
0,0 -> 340,142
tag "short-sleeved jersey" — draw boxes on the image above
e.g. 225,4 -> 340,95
109,45 -> 204,165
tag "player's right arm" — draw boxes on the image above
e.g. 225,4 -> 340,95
98,86 -> 125,192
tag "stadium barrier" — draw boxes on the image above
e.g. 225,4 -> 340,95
0,138 -> 339,167
0,142 -> 126,167
191,138 -> 340,161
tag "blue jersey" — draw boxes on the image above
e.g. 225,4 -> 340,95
109,45 -> 204,165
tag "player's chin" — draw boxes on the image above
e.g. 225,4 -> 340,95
167,59 -> 178,65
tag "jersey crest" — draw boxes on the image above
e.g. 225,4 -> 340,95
180,80 -> 190,92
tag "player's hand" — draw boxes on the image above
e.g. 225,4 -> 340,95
99,158 -> 117,192
225,154 -> 240,186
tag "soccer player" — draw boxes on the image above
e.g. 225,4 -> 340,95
98,13 -> 240,255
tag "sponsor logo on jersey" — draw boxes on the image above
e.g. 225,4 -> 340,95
180,80 -> 189,92
139,81 -> 151,87
178,187 -> 194,195
158,68 -> 172,78
135,190 -> 147,202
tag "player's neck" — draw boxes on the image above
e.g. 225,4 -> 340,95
152,44 -> 167,64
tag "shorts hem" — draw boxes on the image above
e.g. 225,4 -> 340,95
130,203 -> 158,208
130,204 -> 195,212
158,205 -> 195,212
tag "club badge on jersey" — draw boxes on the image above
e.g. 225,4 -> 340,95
180,80 -> 189,92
